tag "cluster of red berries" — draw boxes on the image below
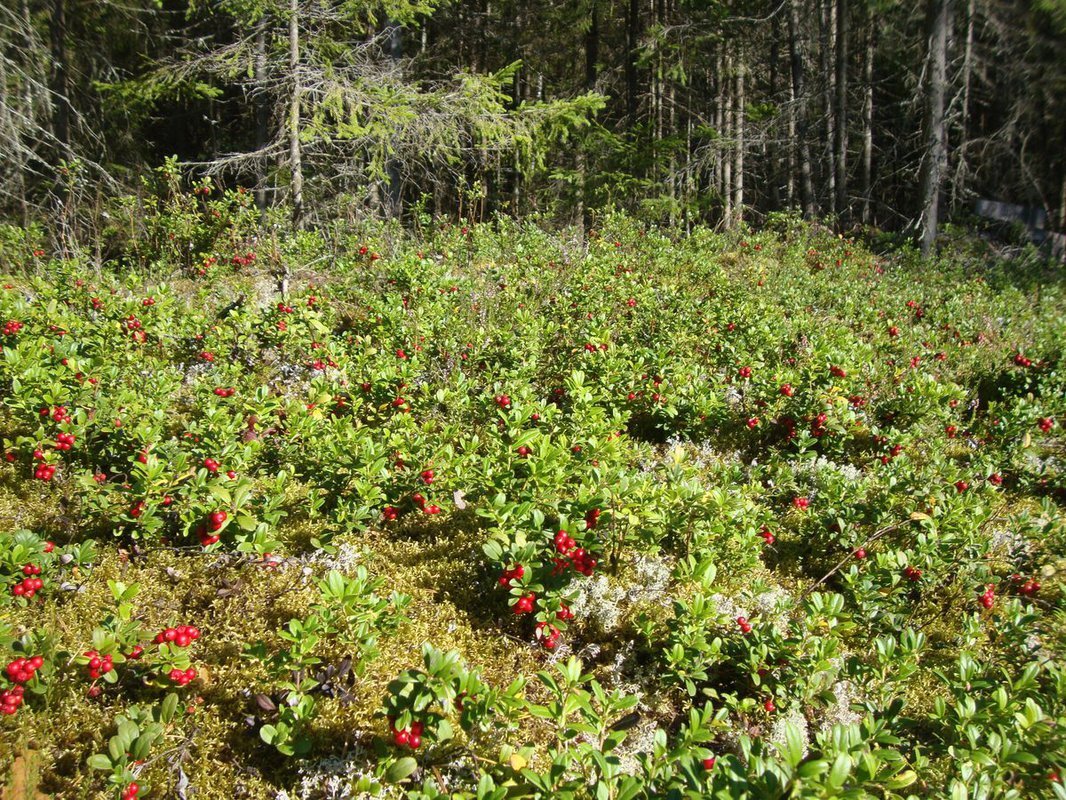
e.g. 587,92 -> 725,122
12,564 -> 44,597
737,366 -> 753,379
498,563 -> 525,588
411,493 -> 441,515
903,566 -> 922,582
5,655 -> 44,685
207,510 -> 227,532
988,473 -> 1003,486
1010,574 -> 1041,596
421,469 -> 435,485
759,528 -> 775,545
2,320 -> 23,336
203,457 -> 220,473
54,432 -> 75,451
779,383 -> 794,397
154,625 -> 201,648
231,251 -> 256,267
888,325 -> 900,337
810,413 -> 828,438
1038,417 -> 1055,433
200,351 -> 215,362
494,394 -> 511,409
277,302 -> 295,314
976,583 -> 995,609
954,480 -> 969,493
1,686 -> 26,714
585,507 -> 601,529
121,782 -> 141,800
168,667 -> 198,686
84,651 -> 114,680
33,460 -> 56,481
213,387 -> 235,397
792,497 -> 809,511
1013,353 -> 1034,368
535,621 -> 561,649
830,365 -> 847,378
737,616 -> 753,635
40,405 -> 71,424
513,593 -> 536,615
389,718 -> 424,748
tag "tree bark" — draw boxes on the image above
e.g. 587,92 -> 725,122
788,0 -> 816,218
834,0 -> 849,220
951,0 -> 974,212
386,20 -> 403,219
733,52 -> 745,228
821,0 -> 837,217
288,0 -> 304,229
626,0 -> 641,125
861,17 -> 875,225
918,0 -> 950,257
255,15 -> 270,216
722,48 -> 733,227
769,24 -> 782,210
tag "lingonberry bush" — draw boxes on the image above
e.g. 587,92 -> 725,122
0,196 -> 1064,798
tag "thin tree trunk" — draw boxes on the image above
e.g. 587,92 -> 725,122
626,0 -> 640,125
822,0 -> 837,217
769,26 -> 782,210
918,0 -> 950,257
733,52 -> 745,227
387,21 -> 403,218
835,0 -> 849,220
50,0 -> 69,150
789,0 -> 816,218
951,0 -> 975,211
288,0 -> 304,229
723,48 -> 733,227
861,18 -> 875,225
255,15 -> 270,216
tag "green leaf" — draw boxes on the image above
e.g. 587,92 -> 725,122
385,756 -> 419,783
87,754 -> 113,771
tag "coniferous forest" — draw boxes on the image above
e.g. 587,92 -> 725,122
1,2 -> 1066,800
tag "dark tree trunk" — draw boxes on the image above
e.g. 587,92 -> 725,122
789,0 -> 816,218
835,0 -> 849,220
288,0 -> 303,229
50,0 -> 70,150
626,0 -> 640,125
387,21 -> 403,218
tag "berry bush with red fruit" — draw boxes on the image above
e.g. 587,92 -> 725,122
0,200 -> 1064,798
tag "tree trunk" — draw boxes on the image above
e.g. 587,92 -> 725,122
918,0 -> 950,257
769,25 -> 782,210
288,0 -> 304,229
255,15 -> 270,216
789,0 -> 816,218
822,0 -> 837,218
733,52 -> 745,228
951,0 -> 975,212
626,0 -> 640,125
861,18 -> 875,225
50,0 -> 69,150
722,48 -> 733,227
835,0 -> 849,220
386,21 -> 403,219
